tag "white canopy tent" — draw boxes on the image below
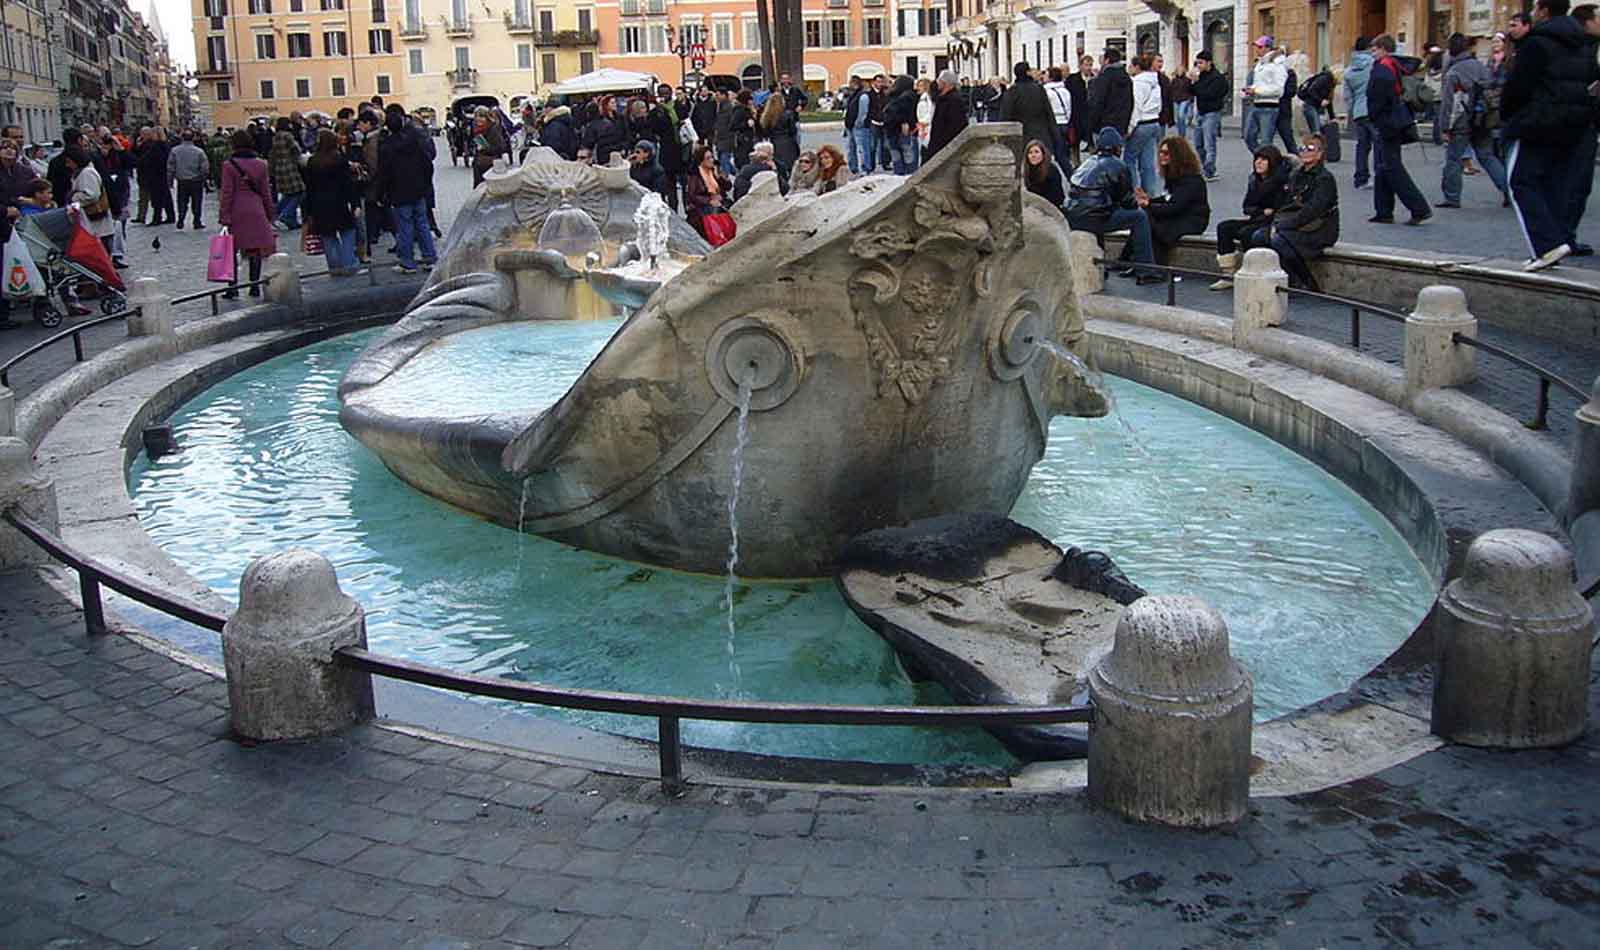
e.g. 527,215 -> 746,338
546,68 -> 660,97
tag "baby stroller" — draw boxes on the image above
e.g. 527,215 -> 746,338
13,208 -> 128,329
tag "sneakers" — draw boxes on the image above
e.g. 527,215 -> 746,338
1405,211 -> 1433,226
1523,243 -> 1572,272
394,264 -> 419,275
1203,174 -> 1220,182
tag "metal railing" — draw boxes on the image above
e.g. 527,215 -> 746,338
1274,284 -> 1409,351
1092,256 -> 1218,307
0,308 -> 137,389
1449,333 -> 1588,431
169,276 -> 272,316
0,505 -> 1095,793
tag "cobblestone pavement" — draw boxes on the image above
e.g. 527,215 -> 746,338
3,568 -> 1600,949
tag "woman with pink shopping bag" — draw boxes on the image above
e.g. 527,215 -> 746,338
207,228 -> 234,283
217,129 -> 276,299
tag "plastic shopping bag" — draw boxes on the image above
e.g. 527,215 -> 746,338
208,229 -> 236,283
3,231 -> 43,299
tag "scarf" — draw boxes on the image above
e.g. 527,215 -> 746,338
698,165 -> 720,196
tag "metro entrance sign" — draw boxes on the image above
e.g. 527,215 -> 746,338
691,42 -> 706,71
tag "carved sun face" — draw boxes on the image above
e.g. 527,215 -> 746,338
514,162 -> 610,235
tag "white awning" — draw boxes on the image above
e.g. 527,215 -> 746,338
546,68 -> 659,96
848,60 -> 883,79
803,64 -> 829,84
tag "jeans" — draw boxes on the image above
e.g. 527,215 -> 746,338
1353,117 -> 1376,187
1173,100 -> 1194,139
1507,139 -> 1582,258
1275,110 -> 1297,153
1125,122 -> 1163,198
1107,208 -> 1154,267
717,151 -> 736,176
175,179 -> 205,226
1054,124 -> 1073,173
320,226 -> 358,272
276,191 -> 304,229
1190,111 -> 1221,177
1441,131 -> 1508,204
847,126 -> 871,173
1564,126 -> 1598,245
391,199 -> 437,269
1374,138 -> 1430,219
1245,106 -> 1279,152
889,132 -> 919,174
1301,103 -> 1323,137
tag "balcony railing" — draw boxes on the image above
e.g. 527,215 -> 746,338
197,60 -> 231,77
399,19 -> 427,39
533,29 -> 599,48
448,66 -> 477,89
505,12 -> 536,34
445,16 -> 473,37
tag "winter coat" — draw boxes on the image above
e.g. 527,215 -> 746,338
1170,74 -> 1194,103
1240,166 -> 1290,220
1439,51 -> 1493,131
683,166 -> 730,231
1369,55 -> 1416,141
1503,15 -> 1600,146
376,125 -> 434,206
1280,68 -> 1299,117
1192,68 -> 1230,115
269,131 -> 305,194
1273,161 -> 1339,258
814,166 -> 851,194
135,140 -> 170,187
1158,73 -> 1175,126
302,155 -> 358,236
926,84 -> 970,159
1000,75 -> 1057,148
1065,73 -> 1091,140
629,156 -> 670,201
1344,52 -> 1375,120
219,151 -> 277,255
96,148 -> 132,215
882,77 -> 920,139
580,115 -> 627,166
733,159 -> 786,201
472,121 -> 508,173
541,110 -> 578,160
168,142 -> 209,182
691,96 -> 719,143
1065,152 -> 1136,227
70,165 -> 115,238
1144,172 -> 1210,246
730,105 -> 756,165
713,100 -> 737,151
1024,160 -> 1067,209
647,105 -> 685,172
1251,57 -> 1289,106
1085,65 -> 1134,138
765,109 -> 801,174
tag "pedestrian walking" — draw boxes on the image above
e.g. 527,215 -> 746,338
168,131 -> 210,229
135,127 -> 174,226
1066,56 -> 1095,166
1044,67 -> 1075,170
1346,37 -> 1377,188
302,130 -> 360,276
269,118 -> 306,230
1189,52 -> 1228,181
1438,32 -> 1510,209
1563,4 -> 1600,254
217,129 -> 276,299
1170,63 -> 1195,139
926,70 -> 969,160
1367,34 -> 1433,226
375,107 -> 437,274
1125,55 -> 1165,198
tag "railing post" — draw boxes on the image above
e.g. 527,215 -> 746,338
1431,529 -> 1594,747
221,550 -> 374,740
1569,376 -> 1600,524
1068,230 -> 1104,297
1231,248 -> 1287,347
262,252 -> 303,309
0,436 -> 60,570
79,573 -> 106,635
1404,285 -> 1477,398
1087,595 -> 1253,827
0,384 -> 13,437
125,277 -> 174,339
658,715 -> 684,795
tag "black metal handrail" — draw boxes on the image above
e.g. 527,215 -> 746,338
1092,256 -> 1218,307
170,277 -> 273,316
1,505 -> 1093,792
1451,333 -> 1589,431
0,309 -> 137,389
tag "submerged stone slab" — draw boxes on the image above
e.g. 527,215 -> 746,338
835,513 -> 1145,761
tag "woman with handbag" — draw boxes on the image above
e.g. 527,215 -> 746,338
65,148 -> 115,256
218,129 -> 277,299
302,130 -> 360,276
683,145 -> 733,244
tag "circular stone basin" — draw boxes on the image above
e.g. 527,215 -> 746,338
129,323 -> 1437,766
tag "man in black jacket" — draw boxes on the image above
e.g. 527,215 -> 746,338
1505,0 -> 1600,269
881,75 -> 921,173
376,107 -> 437,273
1000,62 -> 1058,157
1085,48 -> 1134,139
1190,51 -> 1229,180
1066,127 -> 1157,281
1367,34 -> 1433,226
1065,55 -> 1095,165
926,69 -> 970,159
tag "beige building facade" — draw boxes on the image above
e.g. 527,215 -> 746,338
401,0 -> 588,112
0,0 -> 60,143
192,0 -> 409,129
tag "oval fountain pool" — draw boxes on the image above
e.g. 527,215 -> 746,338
129,322 -> 1437,766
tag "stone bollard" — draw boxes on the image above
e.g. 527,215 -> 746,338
1231,247 -> 1286,347
1569,376 -> 1600,522
1404,285 -> 1477,396
1068,230 -> 1104,297
0,385 -> 13,437
1088,596 -> 1253,828
262,252 -> 302,309
0,436 -> 60,569
125,276 -> 174,339
1431,529 -> 1594,748
222,550 -> 374,741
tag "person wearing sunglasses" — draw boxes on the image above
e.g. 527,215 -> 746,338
1254,136 -> 1340,291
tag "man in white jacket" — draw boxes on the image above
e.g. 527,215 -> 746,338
1044,66 -> 1074,171
1244,43 -> 1288,152
1127,54 -> 1166,198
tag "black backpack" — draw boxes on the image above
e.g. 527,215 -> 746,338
1298,70 -> 1333,106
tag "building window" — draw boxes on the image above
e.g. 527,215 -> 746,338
454,46 -> 471,69
541,52 -> 556,83
517,44 -> 532,69
577,8 -> 591,32
929,9 -> 942,34
539,9 -> 554,32
714,21 -> 731,51
804,21 -> 821,48
906,55 -> 919,76
646,24 -> 667,53
287,32 -> 312,57
206,36 -> 228,70
451,0 -> 466,21
744,19 -> 758,50
830,19 -> 847,47
368,29 -> 393,53
408,48 -> 423,73
579,51 -> 594,73
320,0 -> 343,9
216,81 -> 231,101
621,25 -> 642,53
246,0 -> 271,13
290,0 -> 302,10
255,34 -> 276,59
260,78 -> 276,98
865,17 -> 883,46
204,0 -> 228,16
324,31 -> 347,56
331,75 -> 347,95
295,77 -> 311,97
370,0 -> 385,23
375,73 -> 391,94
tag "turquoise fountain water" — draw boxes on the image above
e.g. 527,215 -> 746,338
129,322 -> 1437,765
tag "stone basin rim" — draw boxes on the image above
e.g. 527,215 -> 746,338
14,288 -> 1572,795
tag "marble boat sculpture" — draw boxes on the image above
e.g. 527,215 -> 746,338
338,125 -> 1109,577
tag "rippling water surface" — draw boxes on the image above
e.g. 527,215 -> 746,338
129,323 -> 1436,764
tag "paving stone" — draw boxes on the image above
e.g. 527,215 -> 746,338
501,910 -> 586,947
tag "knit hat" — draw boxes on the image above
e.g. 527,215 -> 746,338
1094,127 -> 1123,152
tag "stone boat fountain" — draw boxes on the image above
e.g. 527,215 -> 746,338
338,125 -> 1110,578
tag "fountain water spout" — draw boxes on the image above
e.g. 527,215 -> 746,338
723,365 -> 758,694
